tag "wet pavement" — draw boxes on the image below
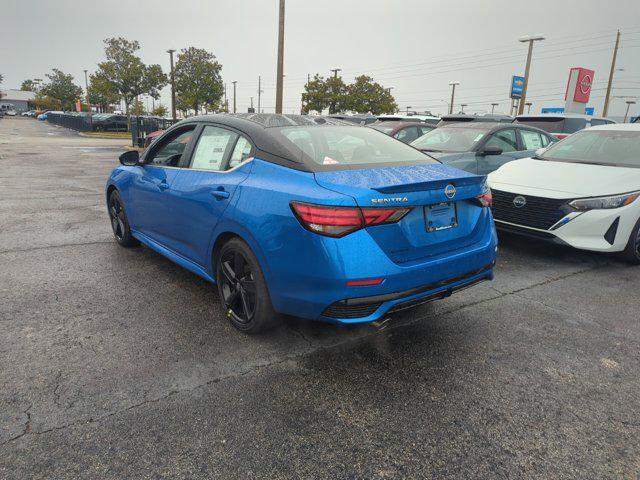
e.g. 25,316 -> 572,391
1,117 -> 639,479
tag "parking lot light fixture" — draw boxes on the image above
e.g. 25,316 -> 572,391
491,103 -> 499,114
460,104 -> 467,113
517,35 -> 545,115
83,69 -> 92,129
167,49 -> 177,120
448,81 -> 460,115
624,100 -> 636,122
406,106 -> 412,114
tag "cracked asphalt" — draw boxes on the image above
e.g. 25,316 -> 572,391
1,117 -> 639,479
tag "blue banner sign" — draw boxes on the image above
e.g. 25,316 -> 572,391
510,76 -> 525,99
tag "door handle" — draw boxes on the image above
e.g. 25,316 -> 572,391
211,189 -> 230,200
158,180 -> 170,191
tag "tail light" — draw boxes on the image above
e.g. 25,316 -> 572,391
475,189 -> 493,207
555,134 -> 569,139
291,202 -> 411,238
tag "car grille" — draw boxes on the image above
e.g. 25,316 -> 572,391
491,190 -> 569,230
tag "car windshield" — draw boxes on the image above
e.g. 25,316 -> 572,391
277,125 -> 436,167
410,127 -> 487,152
540,129 -> 640,168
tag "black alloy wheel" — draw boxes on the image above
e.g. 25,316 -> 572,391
108,191 -> 139,247
216,238 -> 280,333
219,249 -> 257,325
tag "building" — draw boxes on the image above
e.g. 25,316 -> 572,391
0,90 -> 36,113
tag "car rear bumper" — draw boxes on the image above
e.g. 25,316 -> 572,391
267,214 -> 498,324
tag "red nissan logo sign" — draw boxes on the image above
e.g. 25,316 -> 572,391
579,74 -> 592,95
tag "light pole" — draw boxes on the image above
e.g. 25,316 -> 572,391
460,104 -> 467,113
406,105 -> 412,114
257,76 -> 263,113
624,100 -> 636,122
491,103 -> 499,114
275,0 -> 285,114
517,35 -> 545,115
167,49 -> 177,120
525,102 -> 532,113
603,30 -> 621,118
232,81 -> 237,113
448,81 -> 460,115
83,69 -> 92,129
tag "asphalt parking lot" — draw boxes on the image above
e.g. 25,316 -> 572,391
1,117 -> 639,479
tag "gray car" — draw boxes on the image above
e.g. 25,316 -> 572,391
410,122 -> 556,175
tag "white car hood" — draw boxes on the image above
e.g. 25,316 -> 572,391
488,157 -> 640,198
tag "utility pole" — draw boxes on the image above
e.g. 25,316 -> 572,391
517,35 -> 545,115
223,83 -> 228,112
603,30 -> 621,118
83,69 -> 92,129
232,81 -> 237,113
624,100 -> 636,122
448,81 -> 460,115
257,76 -> 263,113
491,103 -> 498,114
167,49 -> 177,120
275,0 -> 285,114
250,96 -> 254,113
330,68 -> 342,78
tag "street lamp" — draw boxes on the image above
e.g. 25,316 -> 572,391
448,81 -> 460,115
624,100 -> 636,122
525,102 -> 532,113
491,103 -> 499,114
167,49 -> 177,120
406,105 -> 412,114
460,104 -> 468,113
83,69 -> 93,129
517,35 -> 545,115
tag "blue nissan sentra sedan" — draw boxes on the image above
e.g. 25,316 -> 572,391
106,114 -> 497,333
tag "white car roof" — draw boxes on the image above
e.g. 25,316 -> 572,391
587,123 -> 640,132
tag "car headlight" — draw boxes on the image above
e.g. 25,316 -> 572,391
569,192 -> 640,211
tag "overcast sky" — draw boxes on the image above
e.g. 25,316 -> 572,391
1,0 -> 639,117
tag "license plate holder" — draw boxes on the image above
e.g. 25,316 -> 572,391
425,202 -> 458,232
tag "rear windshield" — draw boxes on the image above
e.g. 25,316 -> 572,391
276,125 -> 436,167
540,129 -> 640,168
514,117 -> 587,134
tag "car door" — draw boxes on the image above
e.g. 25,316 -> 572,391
127,125 -> 198,247
477,128 -> 519,175
169,124 -> 253,267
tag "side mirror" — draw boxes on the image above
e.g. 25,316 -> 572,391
535,147 -> 547,157
478,145 -> 503,156
119,150 -> 140,166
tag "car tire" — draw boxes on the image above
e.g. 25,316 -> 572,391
216,238 -> 280,333
622,217 -> 640,264
108,190 -> 139,247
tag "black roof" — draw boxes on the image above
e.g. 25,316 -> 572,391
166,113 -> 356,172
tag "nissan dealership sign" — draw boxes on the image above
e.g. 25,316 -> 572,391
565,67 -> 595,113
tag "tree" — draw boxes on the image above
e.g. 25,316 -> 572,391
94,37 -> 168,117
347,75 -> 397,115
88,71 -> 120,111
39,69 -> 83,111
151,104 -> 168,117
302,74 -> 329,114
33,92 -> 62,110
174,47 -> 224,115
21,79 -> 39,92
130,97 -> 147,116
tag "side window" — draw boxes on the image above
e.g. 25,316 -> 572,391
540,134 -> 551,147
485,129 -> 517,152
229,136 -> 253,168
520,130 -> 544,150
147,127 -> 196,166
190,126 -> 237,171
419,126 -> 433,136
